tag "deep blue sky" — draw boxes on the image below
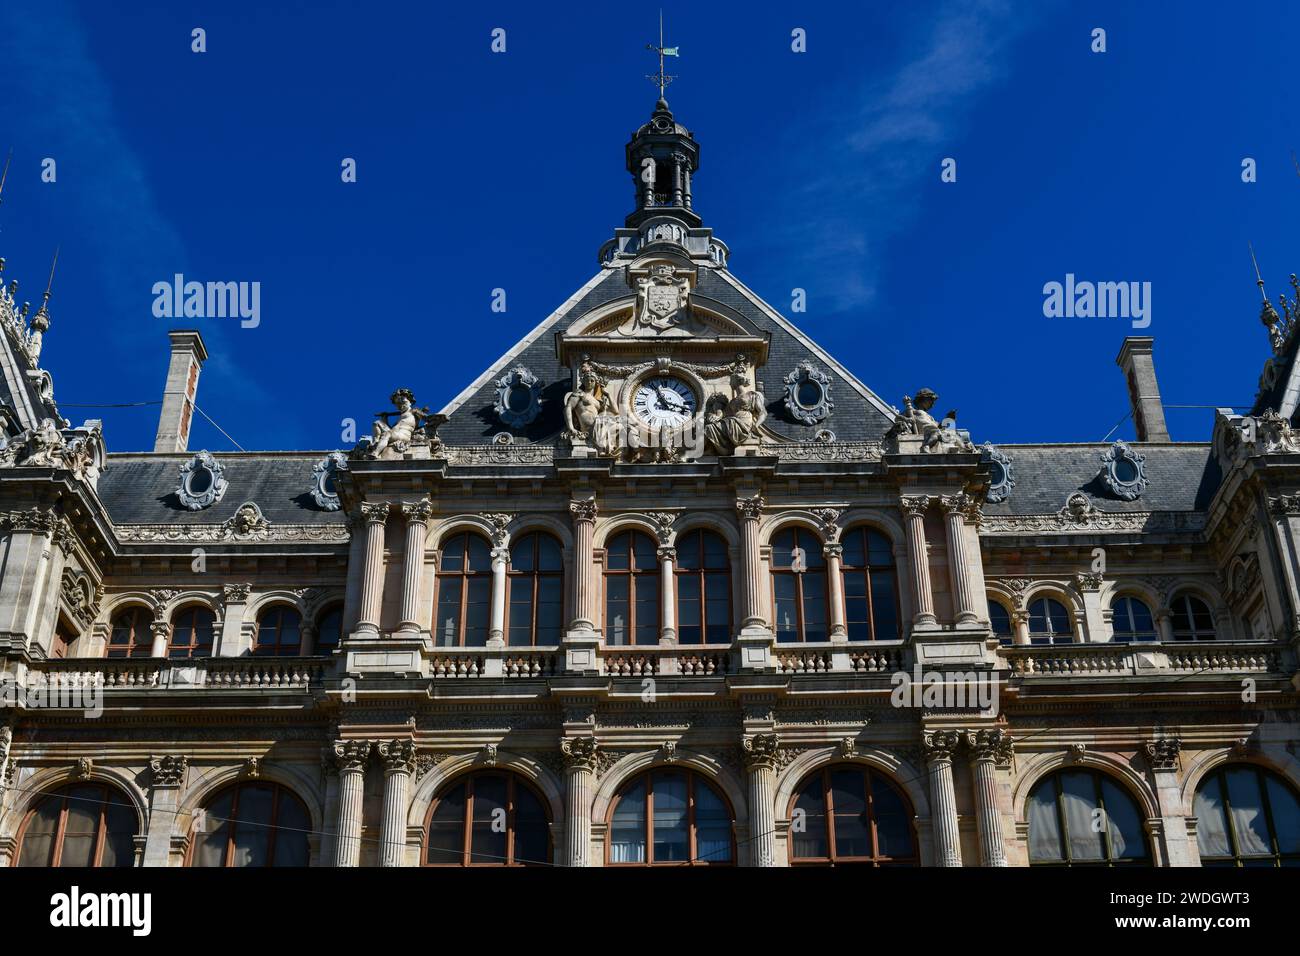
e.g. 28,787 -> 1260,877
0,0 -> 1293,451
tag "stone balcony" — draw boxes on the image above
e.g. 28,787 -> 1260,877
999,640 -> 1291,680
13,656 -> 329,693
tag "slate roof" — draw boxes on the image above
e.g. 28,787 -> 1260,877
980,443 -> 1221,515
97,453 -> 345,525
436,264 -> 898,446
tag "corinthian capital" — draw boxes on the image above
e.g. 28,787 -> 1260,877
735,495 -> 765,521
939,493 -> 969,516
900,495 -> 931,518
561,735 -> 599,773
377,739 -> 416,774
360,501 -> 391,524
401,499 -> 434,523
965,728 -> 1013,766
742,732 -> 780,770
922,730 -> 961,762
333,740 -> 373,772
569,496 -> 598,523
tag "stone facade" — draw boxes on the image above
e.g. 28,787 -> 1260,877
0,97 -> 1298,868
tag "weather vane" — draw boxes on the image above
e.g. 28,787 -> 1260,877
646,10 -> 679,100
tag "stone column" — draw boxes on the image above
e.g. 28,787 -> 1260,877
148,620 -> 170,658
940,494 -> 980,625
331,740 -> 371,867
1155,606 -> 1175,643
736,495 -> 766,628
561,736 -> 598,866
568,497 -> 598,630
923,730 -> 963,867
218,584 -> 251,656
1011,608 -> 1030,646
1145,736 -> 1195,866
966,730 -> 1011,867
901,496 -> 937,628
824,542 -> 847,640
742,733 -> 779,867
377,739 -> 415,867
143,755 -> 188,866
398,500 -> 432,633
658,546 -> 676,644
489,546 -> 509,647
671,152 -> 684,206
356,503 -> 390,634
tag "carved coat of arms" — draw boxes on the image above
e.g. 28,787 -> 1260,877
630,264 -> 690,332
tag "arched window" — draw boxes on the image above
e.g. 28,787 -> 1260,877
168,605 -> 215,659
1111,596 -> 1157,643
675,529 -> 731,644
772,527 -> 828,643
989,601 -> 1013,646
788,765 -> 918,866
15,783 -> 137,867
315,605 -> 343,653
435,531 -> 492,647
507,532 -> 564,646
1171,593 -> 1216,641
604,530 -> 660,646
190,782 -> 311,867
1027,769 -> 1150,866
1028,597 -> 1072,645
424,771 -> 551,866
608,769 -> 734,865
840,527 -> 900,641
106,607 -> 153,659
1194,764 -> 1300,866
254,606 -> 302,656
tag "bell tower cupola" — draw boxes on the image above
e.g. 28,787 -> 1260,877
625,97 -> 701,230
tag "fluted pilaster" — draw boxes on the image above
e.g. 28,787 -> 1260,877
356,503 -> 390,634
568,497 -> 598,630
397,500 -> 432,632
561,736 -> 598,866
901,496 -> 937,627
966,729 -> 1012,866
377,739 -> 415,867
940,494 -> 980,624
923,730 -> 962,867
331,740 -> 371,867
736,495 -> 766,627
743,732 -> 780,867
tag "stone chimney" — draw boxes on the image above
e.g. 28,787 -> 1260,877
1115,336 -> 1170,443
154,330 -> 207,453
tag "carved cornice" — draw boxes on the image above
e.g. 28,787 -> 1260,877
115,522 -> 349,544
980,508 -> 1206,537
0,507 -> 57,535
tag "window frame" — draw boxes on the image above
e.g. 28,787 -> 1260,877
1110,595 -> 1157,643
604,768 -> 736,867
988,601 -> 1014,646
770,527 -> 830,644
602,529 -> 661,647
313,604 -> 344,653
14,783 -> 137,868
421,770 -> 553,867
186,781 -> 311,867
1171,593 -> 1217,642
168,604 -> 216,659
434,531 -> 494,647
105,606 -> 154,659
1196,764 -> 1300,867
1027,596 -> 1074,645
838,525 -> 901,642
505,531 -> 565,647
253,605 -> 303,656
786,764 -> 919,867
1027,769 -> 1151,867
672,528 -> 732,645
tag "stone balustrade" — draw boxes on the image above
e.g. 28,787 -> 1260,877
1001,640 -> 1286,678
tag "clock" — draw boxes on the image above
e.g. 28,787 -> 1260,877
632,376 -> 698,428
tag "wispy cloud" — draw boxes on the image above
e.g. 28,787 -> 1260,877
774,0 -> 1054,312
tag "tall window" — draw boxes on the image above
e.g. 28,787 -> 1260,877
1111,596 -> 1157,643
675,529 -> 730,644
607,769 -> 733,865
788,765 -> 918,866
989,601 -> 1013,646
507,532 -> 564,646
771,528 -> 827,643
315,605 -> 343,653
840,526 -> 900,641
106,607 -> 153,658
168,606 -> 215,659
604,530 -> 659,646
435,532 -> 492,647
16,783 -> 137,867
1028,597 -> 1072,645
424,771 -> 551,866
254,606 -> 302,656
1171,593 -> 1216,641
1194,765 -> 1300,866
191,782 -> 310,867
1027,769 -> 1150,866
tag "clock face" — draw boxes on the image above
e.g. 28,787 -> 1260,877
632,376 -> 697,428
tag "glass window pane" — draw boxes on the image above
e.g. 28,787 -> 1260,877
631,533 -> 657,572
464,577 -> 491,646
470,776 -> 508,864
702,533 -> 727,569
693,780 -> 732,863
1100,778 -> 1145,860
1194,774 -> 1233,859
802,572 -> 827,642
1266,774 -> 1300,855
466,535 -> 492,572
652,773 -> 689,863
1027,782 -> 1064,862
774,575 -> 798,643
536,535 -> 563,571
1225,767 -> 1272,856
440,536 -> 464,572
870,572 -> 899,641
634,577 -> 659,645
606,576 -> 629,646
435,584 -> 462,647
871,775 -> 915,859
792,779 -> 828,859
513,783 -> 550,865
867,531 -> 893,565
231,785 -> 273,867
510,535 -> 536,573
830,770 -> 869,857
1059,771 -> 1105,861
606,533 -> 630,570
426,783 -> 466,865
610,780 -> 647,864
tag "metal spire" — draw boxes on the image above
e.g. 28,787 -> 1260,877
646,10 -> 679,102
0,149 -> 10,207
1250,241 -> 1269,303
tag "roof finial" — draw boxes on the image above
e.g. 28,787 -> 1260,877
645,10 -> 679,105
0,149 -> 11,207
1250,240 -> 1269,303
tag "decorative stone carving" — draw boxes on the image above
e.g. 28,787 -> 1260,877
982,443 -> 1015,503
887,388 -> 975,454
810,507 -> 842,541
921,730 -> 962,761
310,451 -> 347,511
1144,736 -> 1181,771
377,739 -> 417,774
242,757 -> 261,779
177,451 -> 228,511
648,511 -> 677,542
0,418 -> 103,485
658,740 -> 679,763
570,496 -> 598,523
560,735 -> 599,772
1066,742 -> 1087,762
782,360 -> 834,425
74,757 -> 93,780
415,752 -> 452,781
332,740 -> 372,772
1253,409 -> 1300,454
1073,571 -> 1104,592
704,356 -> 766,455
742,732 -> 780,770
1100,441 -> 1149,500
149,755 -> 188,787
562,359 -> 618,454
966,729 -> 1014,767
359,389 -> 442,460
838,737 -> 859,759
481,743 -> 499,767
60,569 -> 100,627
482,512 -> 513,547
493,365 -> 543,429
735,494 -> 765,520
222,583 -> 252,603
629,262 -> 691,333
223,501 -> 268,539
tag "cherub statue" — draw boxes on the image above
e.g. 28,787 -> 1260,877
563,361 -> 618,455
368,388 -> 432,460
705,358 -> 767,455
890,388 -> 973,454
